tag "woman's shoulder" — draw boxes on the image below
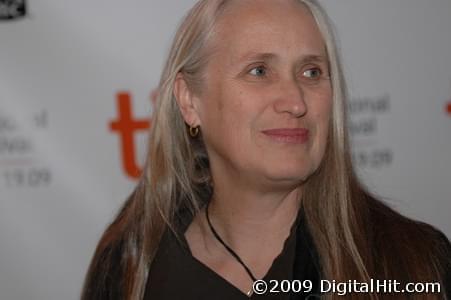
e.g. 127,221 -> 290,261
368,197 -> 450,250
368,197 -> 450,287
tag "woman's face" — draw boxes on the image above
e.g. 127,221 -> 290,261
184,0 -> 332,190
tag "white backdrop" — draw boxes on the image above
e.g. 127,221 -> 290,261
1,1 -> 450,299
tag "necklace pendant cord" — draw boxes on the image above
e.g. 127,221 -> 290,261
205,201 -> 258,285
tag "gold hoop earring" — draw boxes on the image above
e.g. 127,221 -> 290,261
189,125 -> 199,138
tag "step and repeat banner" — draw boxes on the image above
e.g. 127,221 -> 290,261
1,1 -> 450,299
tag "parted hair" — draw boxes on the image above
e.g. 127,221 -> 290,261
81,1 -> 450,299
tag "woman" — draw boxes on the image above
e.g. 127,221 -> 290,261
82,0 -> 450,299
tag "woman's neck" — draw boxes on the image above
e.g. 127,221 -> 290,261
185,181 -> 302,294
206,185 -> 302,253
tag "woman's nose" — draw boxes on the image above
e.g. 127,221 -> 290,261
273,78 -> 307,118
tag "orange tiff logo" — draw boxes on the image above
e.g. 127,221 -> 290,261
109,92 -> 153,179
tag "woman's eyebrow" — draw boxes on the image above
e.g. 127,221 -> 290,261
235,52 -> 328,64
236,52 -> 278,64
299,54 -> 329,64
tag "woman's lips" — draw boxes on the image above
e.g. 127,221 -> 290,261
261,128 -> 310,144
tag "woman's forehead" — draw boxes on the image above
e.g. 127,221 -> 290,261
210,0 -> 326,64
215,0 -> 311,27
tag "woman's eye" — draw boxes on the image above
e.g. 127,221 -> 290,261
249,66 -> 267,77
303,68 -> 322,79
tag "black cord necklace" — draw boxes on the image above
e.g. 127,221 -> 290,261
205,201 -> 258,286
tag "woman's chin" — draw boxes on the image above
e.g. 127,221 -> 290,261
258,167 -> 315,190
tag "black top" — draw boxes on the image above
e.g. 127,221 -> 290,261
143,207 -> 451,300
144,209 -> 320,300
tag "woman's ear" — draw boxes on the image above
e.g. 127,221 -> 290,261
173,72 -> 201,127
